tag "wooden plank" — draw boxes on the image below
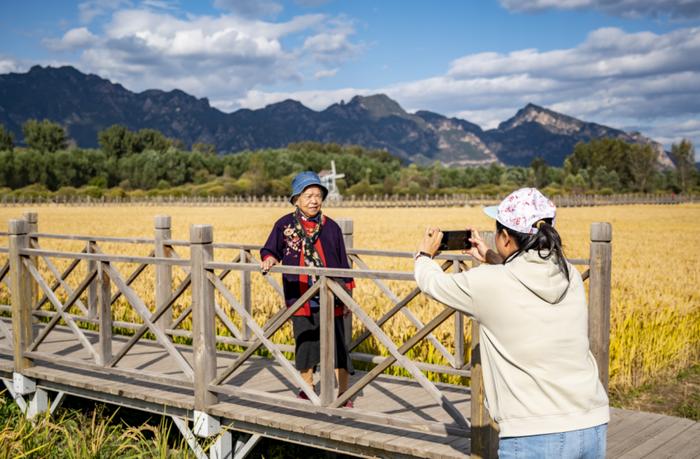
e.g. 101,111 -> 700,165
607,411 -> 663,454
189,224 -> 218,411
97,261 -> 112,366
240,249 -> 252,340
33,251 -> 84,310
328,280 -> 469,428
9,219 -> 33,371
25,260 -> 100,362
351,254 -> 454,365
211,281 -> 319,386
208,273 -> 320,406
588,222 -> 612,390
109,250 -> 154,306
672,423 -> 700,459
31,240 -> 90,315
617,416 -> 695,458
21,248 -> 188,267
206,261 -> 415,281
319,278 -> 335,406
103,262 -> 194,380
31,232 -> 154,245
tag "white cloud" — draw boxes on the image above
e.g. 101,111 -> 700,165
44,27 -> 98,51
314,68 -> 338,79
51,7 -> 357,104
499,0 -> 700,19
233,26 -> 700,150
78,0 -> 131,23
0,57 -> 21,74
213,0 -> 283,18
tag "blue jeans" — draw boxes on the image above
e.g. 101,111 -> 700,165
499,424 -> 607,459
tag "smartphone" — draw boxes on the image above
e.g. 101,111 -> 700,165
439,230 -> 472,251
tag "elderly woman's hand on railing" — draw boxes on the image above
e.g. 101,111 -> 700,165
260,256 -> 278,275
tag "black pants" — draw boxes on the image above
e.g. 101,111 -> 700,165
291,312 -> 354,374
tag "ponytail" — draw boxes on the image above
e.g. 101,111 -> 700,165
496,219 -> 570,280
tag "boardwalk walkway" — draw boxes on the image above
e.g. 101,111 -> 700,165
1,321 -> 697,458
0,213 -> 697,458
0,321 -> 472,458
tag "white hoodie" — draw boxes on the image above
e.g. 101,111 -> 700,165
415,250 -> 609,437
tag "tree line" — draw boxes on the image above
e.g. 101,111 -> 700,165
0,120 -> 697,199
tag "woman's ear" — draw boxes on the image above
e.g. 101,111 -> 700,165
501,229 -> 514,248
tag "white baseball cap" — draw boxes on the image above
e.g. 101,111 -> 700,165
483,188 -> 556,235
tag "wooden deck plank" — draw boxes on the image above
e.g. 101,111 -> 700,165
607,411 -> 666,456
2,319 -> 698,459
617,415 -> 696,459
672,423 -> 700,459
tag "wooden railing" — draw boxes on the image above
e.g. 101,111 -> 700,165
0,213 -> 611,458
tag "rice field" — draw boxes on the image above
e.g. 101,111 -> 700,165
0,203 -> 698,393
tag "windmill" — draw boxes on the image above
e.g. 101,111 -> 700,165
319,160 -> 344,201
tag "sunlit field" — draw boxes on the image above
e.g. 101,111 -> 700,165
0,203 -> 698,393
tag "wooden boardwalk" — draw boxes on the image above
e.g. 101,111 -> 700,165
0,321 -> 697,458
0,213 -> 697,458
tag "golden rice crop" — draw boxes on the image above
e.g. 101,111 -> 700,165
0,203 -> 698,391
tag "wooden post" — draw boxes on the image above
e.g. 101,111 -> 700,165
470,230 -> 498,458
9,219 -> 33,372
154,215 -> 173,332
87,240 -> 97,319
337,218 -> 353,348
240,249 -> 251,341
97,261 -> 112,366
22,212 -> 38,311
319,277 -> 336,406
588,222 -> 612,391
190,225 -> 218,410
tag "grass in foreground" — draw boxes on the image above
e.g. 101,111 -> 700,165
611,363 -> 700,421
0,392 -> 352,458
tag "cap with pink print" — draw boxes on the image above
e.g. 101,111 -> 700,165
483,188 -> 556,235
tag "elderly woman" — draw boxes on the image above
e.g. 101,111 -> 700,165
260,171 -> 355,406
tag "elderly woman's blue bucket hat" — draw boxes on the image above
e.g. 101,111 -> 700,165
289,171 -> 328,204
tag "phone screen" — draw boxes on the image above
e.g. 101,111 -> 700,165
439,230 -> 472,251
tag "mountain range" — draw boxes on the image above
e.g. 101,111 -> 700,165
0,65 -> 673,168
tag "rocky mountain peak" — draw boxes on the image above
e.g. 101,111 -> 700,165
498,102 -> 582,133
347,94 -> 408,119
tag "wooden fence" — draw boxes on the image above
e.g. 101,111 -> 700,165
0,212 -> 612,458
0,192 -> 696,208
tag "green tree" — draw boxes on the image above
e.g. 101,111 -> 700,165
628,144 -> 656,192
192,142 -> 217,155
133,128 -> 171,153
530,157 -> 549,188
670,139 -> 696,192
98,125 -> 135,158
0,124 -> 14,151
22,119 -> 67,152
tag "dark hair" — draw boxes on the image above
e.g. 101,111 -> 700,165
496,219 -> 570,280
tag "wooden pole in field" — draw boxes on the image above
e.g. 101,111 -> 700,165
9,219 -> 33,372
190,224 -> 217,409
588,222 -> 612,391
155,215 -> 173,332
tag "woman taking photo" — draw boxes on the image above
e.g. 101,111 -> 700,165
414,188 -> 608,459
260,171 -> 355,406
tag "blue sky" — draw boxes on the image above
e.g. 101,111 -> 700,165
1,0 -> 699,156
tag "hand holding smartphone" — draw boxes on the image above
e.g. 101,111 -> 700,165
439,230 -> 472,251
